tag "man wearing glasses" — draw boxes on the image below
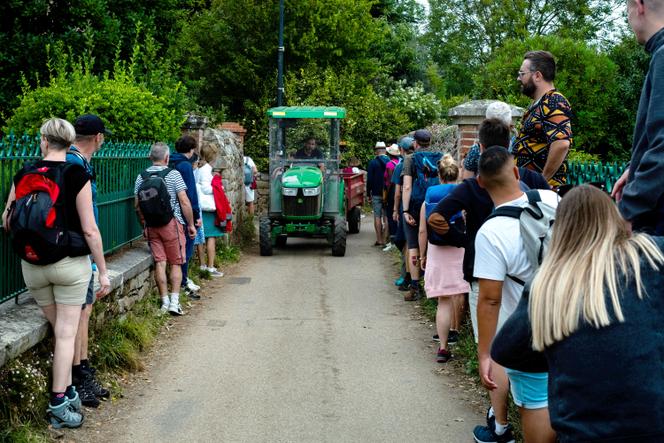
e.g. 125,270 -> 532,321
513,51 -> 573,189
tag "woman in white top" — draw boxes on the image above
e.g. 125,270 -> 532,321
196,144 -> 223,277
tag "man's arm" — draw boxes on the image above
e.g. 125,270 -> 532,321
393,183 -> 402,221
620,54 -> 664,221
177,190 -> 196,239
418,205 -> 427,269
477,278 -> 503,390
541,139 -> 570,181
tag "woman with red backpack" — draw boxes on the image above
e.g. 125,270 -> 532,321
2,117 -> 111,428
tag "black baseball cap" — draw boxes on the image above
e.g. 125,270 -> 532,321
413,129 -> 431,145
74,114 -> 112,136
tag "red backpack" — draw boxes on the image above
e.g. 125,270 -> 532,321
8,163 -> 89,265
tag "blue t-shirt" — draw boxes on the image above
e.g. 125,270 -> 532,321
67,146 -> 98,223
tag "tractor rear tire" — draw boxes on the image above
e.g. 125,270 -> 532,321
331,216 -> 347,257
259,217 -> 273,256
347,206 -> 361,234
276,234 -> 287,247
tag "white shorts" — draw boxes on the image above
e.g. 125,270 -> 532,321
244,185 -> 255,203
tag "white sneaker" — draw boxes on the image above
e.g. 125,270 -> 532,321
159,303 -> 169,314
186,278 -> 201,292
199,265 -> 209,272
168,302 -> 184,316
208,267 -> 224,277
382,243 -> 395,252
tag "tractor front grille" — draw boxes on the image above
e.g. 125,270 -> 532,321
283,193 -> 320,217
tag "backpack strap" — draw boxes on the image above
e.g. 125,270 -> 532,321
141,167 -> 172,181
486,205 -> 524,221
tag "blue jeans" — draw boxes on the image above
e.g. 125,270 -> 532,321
180,234 -> 195,288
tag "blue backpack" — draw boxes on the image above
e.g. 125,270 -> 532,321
424,184 -> 466,247
410,151 -> 443,212
243,158 -> 253,186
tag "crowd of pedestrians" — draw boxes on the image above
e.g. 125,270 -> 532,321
361,5 -> 664,438
1,115 -> 236,429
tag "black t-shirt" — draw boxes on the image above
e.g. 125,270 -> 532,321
433,170 -> 549,282
14,160 -> 90,236
294,148 -> 324,159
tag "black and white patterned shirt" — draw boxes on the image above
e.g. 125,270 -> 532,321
134,166 -> 188,224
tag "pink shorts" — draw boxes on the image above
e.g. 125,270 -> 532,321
146,219 -> 186,265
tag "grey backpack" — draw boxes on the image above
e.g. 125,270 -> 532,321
486,190 -> 557,285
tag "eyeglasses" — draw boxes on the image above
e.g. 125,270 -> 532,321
517,70 -> 536,78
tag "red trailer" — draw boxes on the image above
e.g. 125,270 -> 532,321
341,172 -> 365,234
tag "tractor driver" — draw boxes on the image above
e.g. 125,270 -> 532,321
294,137 -> 324,159
293,137 -> 325,171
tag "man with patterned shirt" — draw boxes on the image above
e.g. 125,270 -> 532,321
513,51 -> 573,188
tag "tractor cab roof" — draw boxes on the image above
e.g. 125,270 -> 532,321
267,106 -> 346,119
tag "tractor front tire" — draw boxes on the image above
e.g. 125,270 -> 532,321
259,217 -> 273,256
331,216 -> 347,257
347,206 -> 361,234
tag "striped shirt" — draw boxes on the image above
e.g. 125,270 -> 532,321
134,166 -> 188,224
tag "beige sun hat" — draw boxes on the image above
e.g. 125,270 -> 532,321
386,144 -> 400,156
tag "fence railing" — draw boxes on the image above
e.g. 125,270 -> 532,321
567,160 -> 628,194
1,134 -> 152,304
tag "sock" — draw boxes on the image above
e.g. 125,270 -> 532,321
65,385 -> 76,400
50,392 -> 66,406
161,295 -> 170,307
72,364 -> 83,380
170,292 -> 180,305
488,407 -> 495,419
494,420 -> 508,435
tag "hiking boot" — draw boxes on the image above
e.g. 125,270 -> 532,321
436,348 -> 453,363
47,400 -> 84,429
168,302 -> 184,316
67,387 -> 81,413
473,423 -> 515,443
75,379 -> 100,408
398,281 -> 411,291
404,285 -> 422,301
84,369 -> 110,399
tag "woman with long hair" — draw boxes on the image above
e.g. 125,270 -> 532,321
418,154 -> 468,362
492,185 -> 664,441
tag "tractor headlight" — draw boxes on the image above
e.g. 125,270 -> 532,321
302,187 -> 321,197
282,187 -> 298,197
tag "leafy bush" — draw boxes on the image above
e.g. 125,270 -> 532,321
4,43 -> 187,141
476,35 -> 621,159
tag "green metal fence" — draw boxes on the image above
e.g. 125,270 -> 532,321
1,134 -> 152,304
567,160 -> 628,194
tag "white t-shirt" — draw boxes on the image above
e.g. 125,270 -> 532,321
473,190 -> 560,330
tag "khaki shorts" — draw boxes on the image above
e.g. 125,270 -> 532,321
146,218 -> 186,265
22,255 -> 92,307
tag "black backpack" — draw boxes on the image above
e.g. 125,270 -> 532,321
137,168 -> 175,227
9,162 -> 89,265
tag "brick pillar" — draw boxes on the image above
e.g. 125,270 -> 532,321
448,100 -> 523,165
181,114 -> 209,153
219,122 -> 248,150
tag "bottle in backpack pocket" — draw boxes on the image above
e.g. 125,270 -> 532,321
137,168 -> 175,227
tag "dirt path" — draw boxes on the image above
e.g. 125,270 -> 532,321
69,222 -> 483,442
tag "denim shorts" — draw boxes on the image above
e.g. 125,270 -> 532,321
505,369 -> 548,410
371,196 -> 385,219
83,273 -> 94,307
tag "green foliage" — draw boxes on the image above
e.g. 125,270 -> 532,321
238,213 -> 257,247
5,42 -> 187,141
90,295 -> 167,372
476,35 -> 620,157
216,241 -> 241,264
568,149 -> 601,163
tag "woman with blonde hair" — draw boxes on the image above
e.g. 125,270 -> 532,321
492,184 -> 664,441
418,154 -> 468,362
196,142 -> 224,277
2,118 -> 111,428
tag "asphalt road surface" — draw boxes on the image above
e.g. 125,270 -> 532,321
74,221 -> 482,442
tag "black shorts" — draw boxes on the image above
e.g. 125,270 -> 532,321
403,217 -> 419,249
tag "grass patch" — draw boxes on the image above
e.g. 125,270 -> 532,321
238,213 -> 256,247
216,241 -> 240,264
90,293 -> 167,373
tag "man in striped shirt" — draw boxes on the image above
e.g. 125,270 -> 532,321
134,142 -> 196,316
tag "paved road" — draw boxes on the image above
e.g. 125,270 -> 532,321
75,221 -> 482,442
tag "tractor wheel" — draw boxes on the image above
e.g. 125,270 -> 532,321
276,234 -> 287,247
259,217 -> 273,256
331,216 -> 347,257
347,206 -> 361,234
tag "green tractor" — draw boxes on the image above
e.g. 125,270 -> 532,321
260,106 -> 348,256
